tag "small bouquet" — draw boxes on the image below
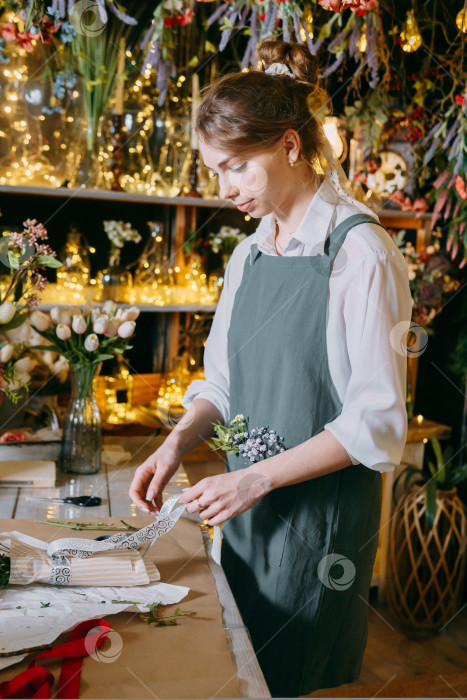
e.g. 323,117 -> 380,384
208,414 -> 286,463
103,220 -> 141,249
208,226 -> 247,258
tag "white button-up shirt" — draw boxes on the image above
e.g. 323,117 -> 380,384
181,177 -> 414,473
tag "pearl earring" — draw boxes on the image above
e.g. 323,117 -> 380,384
289,160 -> 296,167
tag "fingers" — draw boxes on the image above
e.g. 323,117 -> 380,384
178,482 -> 205,506
128,463 -> 159,514
203,510 -> 229,527
129,479 -> 152,513
193,501 -> 218,520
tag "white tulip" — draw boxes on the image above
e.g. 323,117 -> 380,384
0,302 -> 16,324
50,307 -> 61,324
56,324 -> 71,341
103,300 -> 117,316
72,314 -> 87,334
0,344 -> 14,363
14,356 -> 36,374
93,316 -> 108,334
116,308 -> 130,322
58,309 -> 72,326
52,356 -> 69,383
126,306 -> 140,321
42,350 -> 57,368
84,333 -> 99,352
117,321 -> 136,339
82,301 -> 92,318
104,318 -> 120,337
30,310 -> 51,332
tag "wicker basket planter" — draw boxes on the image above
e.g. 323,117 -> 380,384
386,484 -> 467,630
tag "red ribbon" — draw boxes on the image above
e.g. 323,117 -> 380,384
0,619 -> 112,699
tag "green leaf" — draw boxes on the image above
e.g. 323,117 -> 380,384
450,463 -> 467,487
430,435 -> 444,470
220,16 -> 233,30
0,311 -> 29,333
37,255 -> 62,268
95,354 -> 115,361
188,55 -> 199,67
40,602 -> 51,608
204,40 -> 216,53
7,251 -> 19,270
392,464 -> 421,503
427,460 -> 437,478
29,344 -> 56,352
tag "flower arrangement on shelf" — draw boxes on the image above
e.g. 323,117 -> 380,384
0,219 -> 61,402
390,230 -> 463,331
103,220 -> 142,250
208,226 -> 248,269
208,414 -> 286,463
389,190 -> 429,215
98,220 -> 142,303
183,228 -> 211,264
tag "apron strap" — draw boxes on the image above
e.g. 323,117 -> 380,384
324,213 -> 387,265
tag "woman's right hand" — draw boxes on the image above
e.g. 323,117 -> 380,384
129,440 -> 183,515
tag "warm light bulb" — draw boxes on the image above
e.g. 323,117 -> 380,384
401,11 -> 422,52
456,6 -> 467,31
357,21 -> 367,52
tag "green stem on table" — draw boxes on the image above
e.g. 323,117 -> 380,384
34,520 -> 139,531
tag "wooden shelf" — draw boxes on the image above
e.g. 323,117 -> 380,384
0,184 -> 233,209
375,209 -> 431,222
38,302 -> 217,313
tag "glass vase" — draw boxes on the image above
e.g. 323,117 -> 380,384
59,363 -> 102,474
98,246 -> 132,303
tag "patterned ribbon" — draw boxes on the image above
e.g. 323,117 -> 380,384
47,494 -> 187,585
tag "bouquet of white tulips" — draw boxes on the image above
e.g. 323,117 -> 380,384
30,301 -> 139,366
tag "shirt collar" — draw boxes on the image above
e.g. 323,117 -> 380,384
250,176 -> 340,265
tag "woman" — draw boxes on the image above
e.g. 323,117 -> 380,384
129,40 -> 413,697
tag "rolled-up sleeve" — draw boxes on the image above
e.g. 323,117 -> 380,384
181,262 -> 233,425
324,253 -> 413,472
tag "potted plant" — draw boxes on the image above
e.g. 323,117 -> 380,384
386,434 -> 467,629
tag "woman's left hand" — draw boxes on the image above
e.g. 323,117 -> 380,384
178,468 -> 272,526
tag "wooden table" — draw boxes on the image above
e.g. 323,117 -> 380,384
0,435 -> 270,698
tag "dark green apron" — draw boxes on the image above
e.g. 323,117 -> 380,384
222,214 -> 385,697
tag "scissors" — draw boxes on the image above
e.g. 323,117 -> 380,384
24,495 -> 102,507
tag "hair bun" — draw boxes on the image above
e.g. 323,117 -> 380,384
255,39 -> 319,85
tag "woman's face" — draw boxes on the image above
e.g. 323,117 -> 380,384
199,137 -> 294,218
